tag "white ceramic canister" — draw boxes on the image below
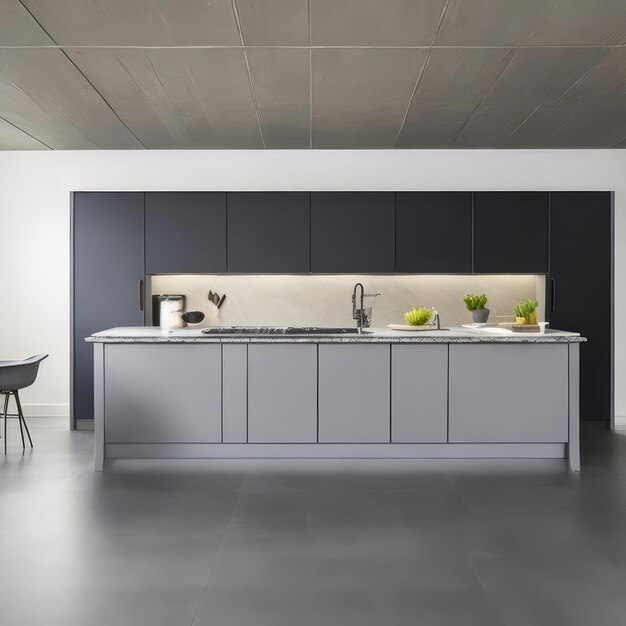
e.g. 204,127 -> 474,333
159,295 -> 186,330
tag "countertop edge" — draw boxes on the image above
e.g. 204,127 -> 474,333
85,335 -> 586,344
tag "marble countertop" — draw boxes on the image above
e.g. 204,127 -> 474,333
86,327 -> 585,344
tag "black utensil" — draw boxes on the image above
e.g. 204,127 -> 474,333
182,311 -> 205,325
217,295 -> 226,309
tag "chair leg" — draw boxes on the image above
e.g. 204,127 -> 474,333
14,391 -> 32,448
3,393 -> 8,454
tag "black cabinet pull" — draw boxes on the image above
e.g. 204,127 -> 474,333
138,279 -> 144,312
551,278 -> 556,312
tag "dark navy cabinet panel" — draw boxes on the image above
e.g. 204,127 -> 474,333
396,192 -> 473,273
72,192 -> 145,422
473,192 -> 549,273
311,192 -> 395,272
227,192 -> 310,273
549,192 -> 612,422
146,192 -> 226,273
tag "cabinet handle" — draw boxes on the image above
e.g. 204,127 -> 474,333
138,279 -> 144,312
551,278 -> 556,312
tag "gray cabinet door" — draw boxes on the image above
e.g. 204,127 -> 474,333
549,192 -> 612,423
311,192 -> 395,272
222,344 -> 248,443
248,344 -> 317,443
145,192 -> 226,274
318,344 -> 390,443
396,192 -> 473,273
104,344 -> 222,443
72,192 -> 145,422
227,192 -> 310,273
473,192 -> 549,273
448,344 -> 569,443
391,345 -> 448,443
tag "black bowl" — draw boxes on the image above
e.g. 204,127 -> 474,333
182,311 -> 205,325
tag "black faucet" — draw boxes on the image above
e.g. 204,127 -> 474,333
352,283 -> 380,334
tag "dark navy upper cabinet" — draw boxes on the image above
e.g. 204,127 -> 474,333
145,192 -> 226,274
311,192 -> 395,273
72,192 -> 145,422
396,192 -> 473,273
227,192 -> 310,273
473,192 -> 549,273
549,192 -> 613,423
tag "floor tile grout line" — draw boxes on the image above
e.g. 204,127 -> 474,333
189,470 -> 248,626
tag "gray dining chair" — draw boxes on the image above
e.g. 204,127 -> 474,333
0,355 -> 48,453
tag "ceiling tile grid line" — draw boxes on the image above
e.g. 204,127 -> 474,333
308,0 -> 311,148
392,0 -> 452,148
232,0 -> 266,148
448,47 -> 522,148
1,45 -> 625,50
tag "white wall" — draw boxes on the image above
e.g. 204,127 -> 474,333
0,149 -> 624,417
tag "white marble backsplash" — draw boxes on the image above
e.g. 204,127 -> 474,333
149,274 -> 545,328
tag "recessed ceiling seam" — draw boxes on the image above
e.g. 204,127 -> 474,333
0,113 -> 51,149
231,0 -> 266,148
525,47 -> 626,148
450,47 -> 521,148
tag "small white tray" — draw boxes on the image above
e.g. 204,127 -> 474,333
387,324 -> 439,332
461,324 -> 544,336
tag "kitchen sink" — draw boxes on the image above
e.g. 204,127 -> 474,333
201,326 -> 368,336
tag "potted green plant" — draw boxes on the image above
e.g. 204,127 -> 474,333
463,293 -> 489,323
513,299 -> 538,325
404,307 -> 432,326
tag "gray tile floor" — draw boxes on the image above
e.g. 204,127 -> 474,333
2,418 -> 626,625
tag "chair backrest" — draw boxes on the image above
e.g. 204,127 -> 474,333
0,355 -> 48,392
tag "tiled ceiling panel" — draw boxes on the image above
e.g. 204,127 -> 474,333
66,48 -> 263,148
455,47 -> 612,148
0,0 -> 625,149
524,0 -> 626,46
246,49 -> 310,148
396,48 -> 515,148
0,48 -> 142,149
236,0 -> 309,46
435,0 -> 558,46
0,0 -> 54,45
21,0 -> 241,45
311,0 -> 446,46
503,48 -> 626,148
312,49 -> 427,148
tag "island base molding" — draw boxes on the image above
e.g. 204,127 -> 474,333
105,443 -> 567,461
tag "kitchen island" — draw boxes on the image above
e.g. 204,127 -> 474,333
87,327 -> 585,471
